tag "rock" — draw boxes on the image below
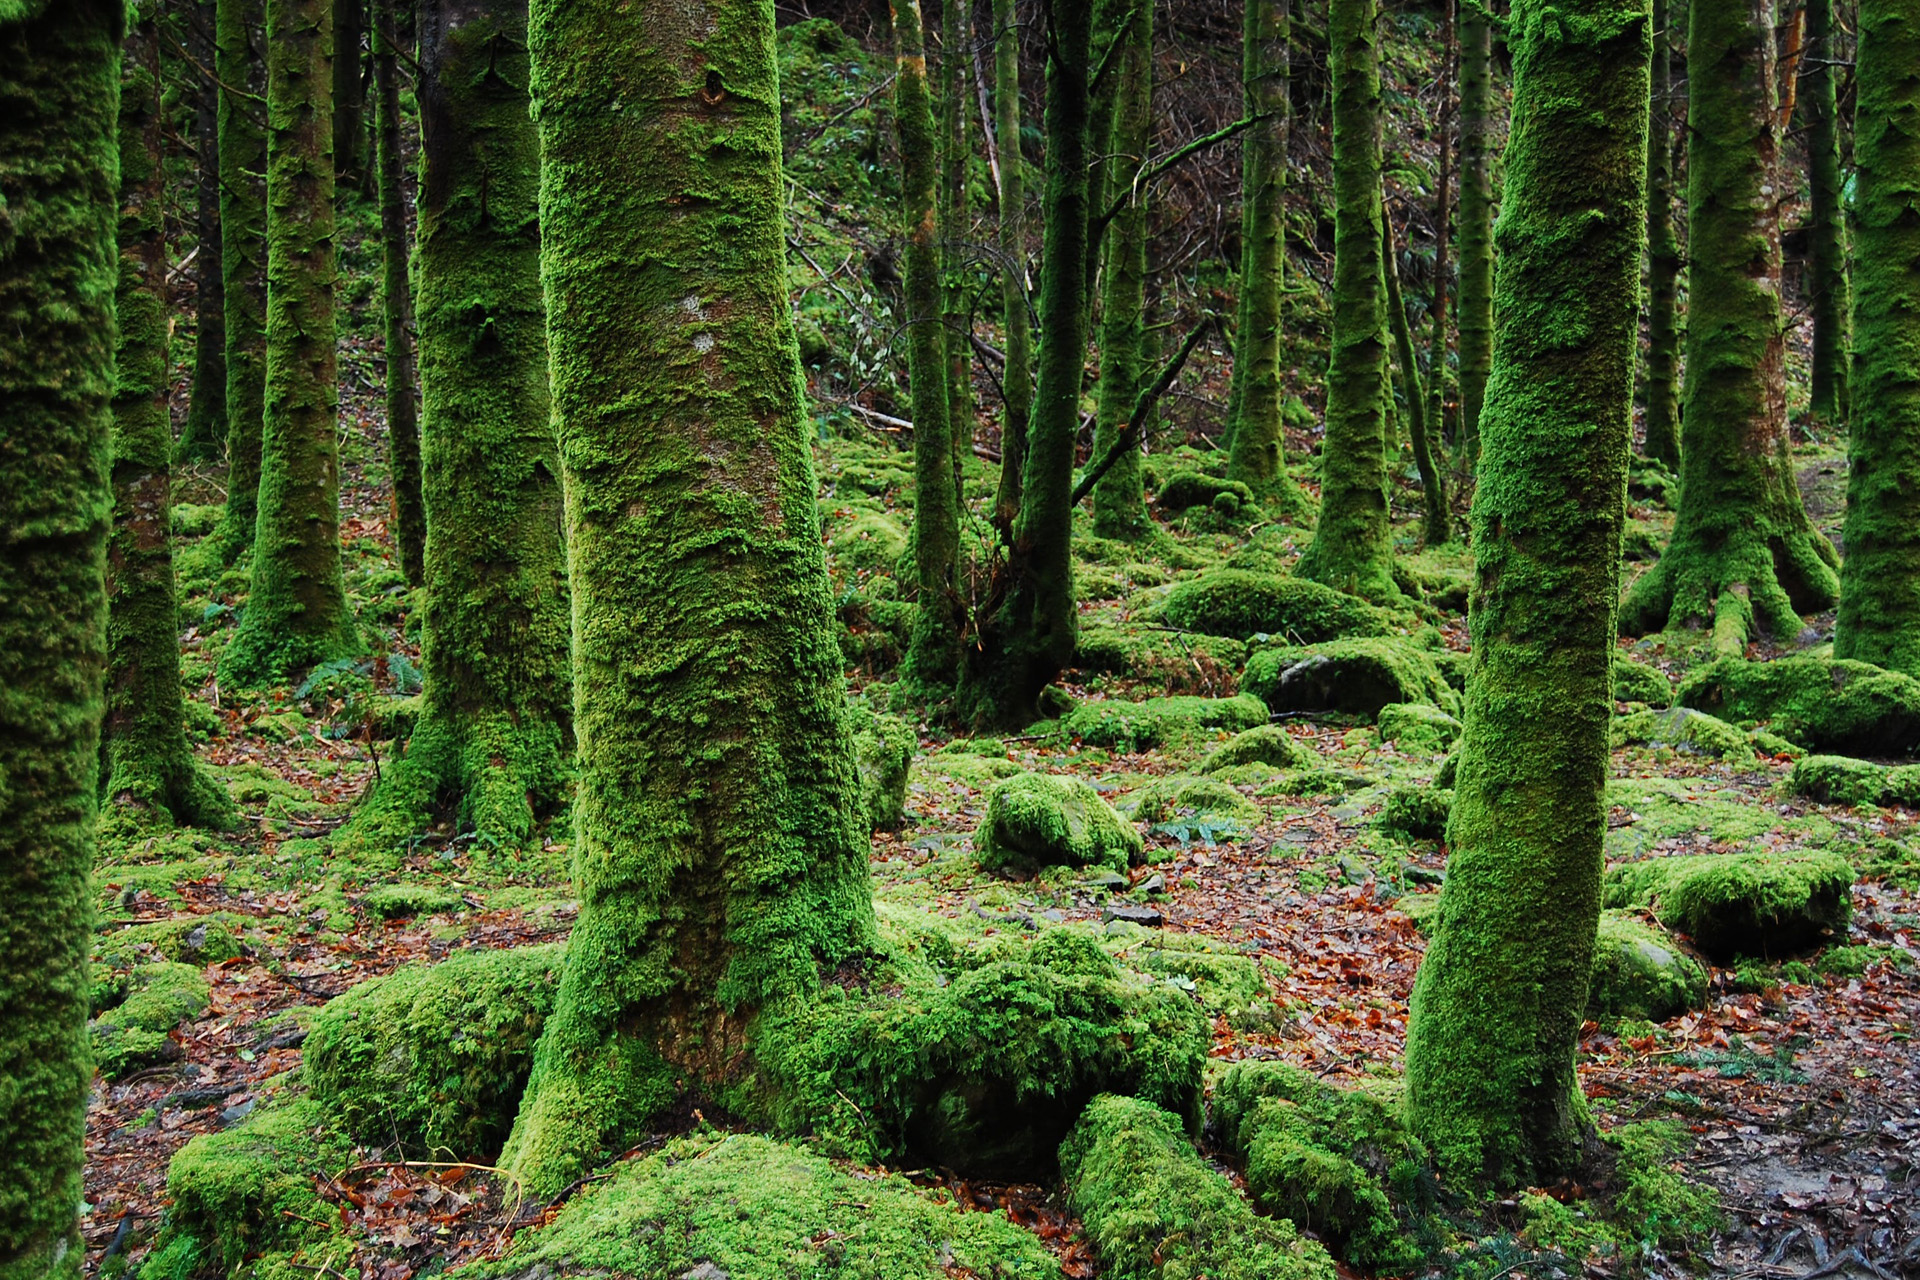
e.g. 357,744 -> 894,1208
1587,911 -> 1708,1020
1160,569 -> 1399,642
974,773 -> 1144,873
1133,873 -> 1166,895
360,883 -> 465,919
91,961 -> 210,1078
1130,775 -> 1261,831
1787,754 -> 1920,807
1611,706 -> 1755,759
1373,785 -> 1452,841
1603,850 -> 1854,961
1103,904 -> 1166,928
680,1264 -> 729,1280
1376,702 -> 1462,755
1079,869 -> 1128,890
1155,470 -> 1256,514
1062,693 -> 1270,752
1242,639 -> 1460,719
1199,724 -> 1310,773
1676,656 -> 1920,756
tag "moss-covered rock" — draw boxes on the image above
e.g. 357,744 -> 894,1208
305,944 -> 564,1159
1199,723 -> 1310,772
974,773 -> 1144,872
1260,766 -> 1375,797
1130,775 -> 1262,829
1161,569 -> 1399,642
95,914 -> 245,971
850,703 -> 914,829
1375,785 -> 1452,841
1603,850 -> 1854,960
1377,701 -> 1462,754
1587,912 -> 1708,1020
1060,1094 -> 1336,1280
1243,639 -> 1461,719
826,509 -> 908,574
1109,933 -> 1281,1031
359,882 -> 465,919
91,961 -> 210,1077
1062,693 -> 1270,753
1787,754 -> 1920,807
1611,706 -> 1754,759
1614,656 -> 1673,705
1677,656 -> 1920,755
1072,624 -> 1249,691
1156,470 -> 1257,515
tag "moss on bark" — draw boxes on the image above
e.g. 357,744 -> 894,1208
1833,0 -> 1920,675
988,0 -> 1031,531
1620,0 -> 1840,654
1090,0 -> 1153,539
1804,0 -> 1851,426
332,0 -> 365,182
1456,0 -> 1495,466
214,0 -> 268,560
1405,0 -> 1649,1185
501,0 -> 877,1197
179,0 -> 229,464
1642,0 -> 1681,468
1384,209 -> 1448,546
938,0 -> 973,488
219,0 -> 362,686
374,0 -> 423,586
0,5 -> 120,1273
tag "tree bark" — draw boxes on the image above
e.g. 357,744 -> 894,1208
1456,0 -> 1495,469
1643,0 -> 1682,467
1384,207 -> 1448,547
1091,0 -> 1153,538
1426,0 -> 1454,468
373,0 -> 423,585
988,0 -> 1031,531
333,0 -> 367,182
215,0 -> 269,559
1804,0 -> 1850,426
180,0 -> 230,463
940,0 -> 974,495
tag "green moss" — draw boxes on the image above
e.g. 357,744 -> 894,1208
1375,785 -> 1452,841
1199,724 -> 1310,772
214,0 -> 268,561
850,704 -> 914,830
974,773 -> 1144,873
1603,850 -> 1854,960
1787,754 -> 1920,806
1161,570 -> 1399,642
1156,470 -> 1256,514
1611,706 -> 1754,760
1073,624 -> 1248,690
1260,766 -> 1375,797
95,916 -> 243,973
1060,1094 -> 1336,1280
1243,639 -> 1460,718
1587,912 -> 1707,1020
1111,934 -> 1278,1030
1613,656 -> 1672,705
1603,776 -> 1836,860
359,883 -> 465,919
1377,702 -> 1462,754
1676,656 -> 1920,755
1608,1121 -> 1726,1250
1130,776 -> 1262,828
1062,694 -> 1270,753
90,961 -> 207,1078
828,510 -> 909,574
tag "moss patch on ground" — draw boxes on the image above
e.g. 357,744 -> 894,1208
1604,850 -> 1854,960
1061,693 -> 1269,753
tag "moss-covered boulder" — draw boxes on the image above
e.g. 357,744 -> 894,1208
1060,1094 -> 1336,1280
1603,850 -> 1854,960
305,943 -> 564,1159
1676,656 -> 1920,756
1073,624 -> 1248,691
1787,754 -> 1920,807
1161,569 -> 1398,642
974,773 -> 1144,873
1243,639 -> 1461,719
1062,693 -> 1270,752
1199,723 -> 1309,772
95,914 -> 245,970
1587,912 -> 1708,1020
1377,701 -> 1462,754
1614,656 -> 1673,705
1375,785 -> 1452,841
1611,706 -> 1754,759
360,882 -> 465,919
850,704 -> 914,829
1109,933 -> 1282,1031
1130,775 -> 1262,830
1156,470 -> 1257,515
91,961 -> 210,1077
826,509 -> 908,574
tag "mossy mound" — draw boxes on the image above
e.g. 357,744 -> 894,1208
1108,932 -> 1282,1031
754,928 -> 1209,1178
95,914 -> 246,970
1611,706 -> 1755,759
1161,569 -> 1398,643
1243,639 -> 1460,719
91,961 -> 210,1077
974,772 -> 1144,873
1130,775 -> 1262,829
1073,624 -> 1248,690
1198,723 -> 1310,772
1787,754 -> 1920,807
1210,1060 -> 1424,1268
1677,656 -> 1920,756
1156,470 -> 1257,515
473,1129 -> 1054,1279
1061,1094 -> 1336,1280
1614,656 -> 1673,705
1588,912 -> 1708,1020
1260,766 -> 1374,797
826,509 -> 908,574
1374,785 -> 1452,841
1603,850 -> 1854,960
1377,701 -> 1462,754
1062,693 -> 1269,753
305,943 -> 564,1159
360,882 -> 465,919
850,704 -> 914,829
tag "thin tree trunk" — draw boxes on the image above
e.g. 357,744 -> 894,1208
1384,208 -> 1448,547
215,0 -> 269,559
989,0 -> 1032,532
373,0 -> 423,585
1643,0 -> 1683,467
1804,0 -> 1850,425
333,0 -> 366,182
940,0 -> 974,496
1091,0 -> 1153,538
180,0 -> 229,463
1426,0 -> 1454,470
1456,0 -> 1495,469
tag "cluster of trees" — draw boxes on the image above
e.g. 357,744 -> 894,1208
2,0 -> 1917,1264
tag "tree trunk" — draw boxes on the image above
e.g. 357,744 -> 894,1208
220,0 -> 362,686
1643,0 -> 1682,468
333,0 -> 366,182
1834,0 -> 1920,673
1406,0 -> 1649,1186
1456,0 -> 1494,469
1293,0 -> 1398,603
1804,0 -> 1850,426
940,0 -> 974,495
989,0 -> 1031,532
959,0 -> 1093,725
180,0 -> 229,463
1426,0 -> 1454,467
1384,208 -> 1448,547
1090,0 -> 1153,538
373,0 -> 423,585
215,0 -> 269,560
104,13 -> 234,831
896,0 -> 964,703
502,0 -> 877,1197
1620,0 -> 1839,654
0,3 -> 119,1270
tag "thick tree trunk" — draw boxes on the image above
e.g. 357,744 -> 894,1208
940,0 -> 974,492
333,0 -> 366,182
1643,0 -> 1682,468
1384,210 -> 1448,547
960,1 -> 1093,725
373,0 -> 423,585
989,0 -> 1031,531
1294,0 -> 1398,603
1456,0 -> 1495,468
220,0 -> 361,685
1620,0 -> 1839,654
1406,0 -> 1649,1186
502,0 -> 876,1197
896,0 -> 964,702
180,0 -> 229,463
1834,0 -> 1920,673
1090,0 -> 1153,538
104,14 -> 234,830
215,0 -> 269,560
0,4 -> 119,1272
1804,0 -> 1850,426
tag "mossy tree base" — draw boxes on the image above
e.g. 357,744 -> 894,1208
1620,522 -> 1839,657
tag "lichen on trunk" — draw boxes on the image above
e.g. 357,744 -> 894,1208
1804,0 -> 1851,427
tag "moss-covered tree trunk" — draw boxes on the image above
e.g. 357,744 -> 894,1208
989,0 -> 1031,531
1804,0 -> 1850,426
1427,0 -> 1454,459
220,0 -> 361,685
959,0 -> 1092,725
180,0 -> 229,463
335,0 -> 571,858
1405,0 -> 1649,1185
1619,0 -> 1839,653
1384,209 -> 1448,546
333,0 -> 365,183
1833,0 -> 1920,673
1090,0 -> 1153,538
1293,0 -> 1398,603
1642,0 -> 1682,468
215,0 -> 269,560
104,10 -> 234,830
0,4 -> 120,1272
501,0 -> 877,1197
1456,0 -> 1495,468
940,0 -> 974,490
373,0 -> 422,585
895,0 -> 964,702
1225,0 -> 1308,519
